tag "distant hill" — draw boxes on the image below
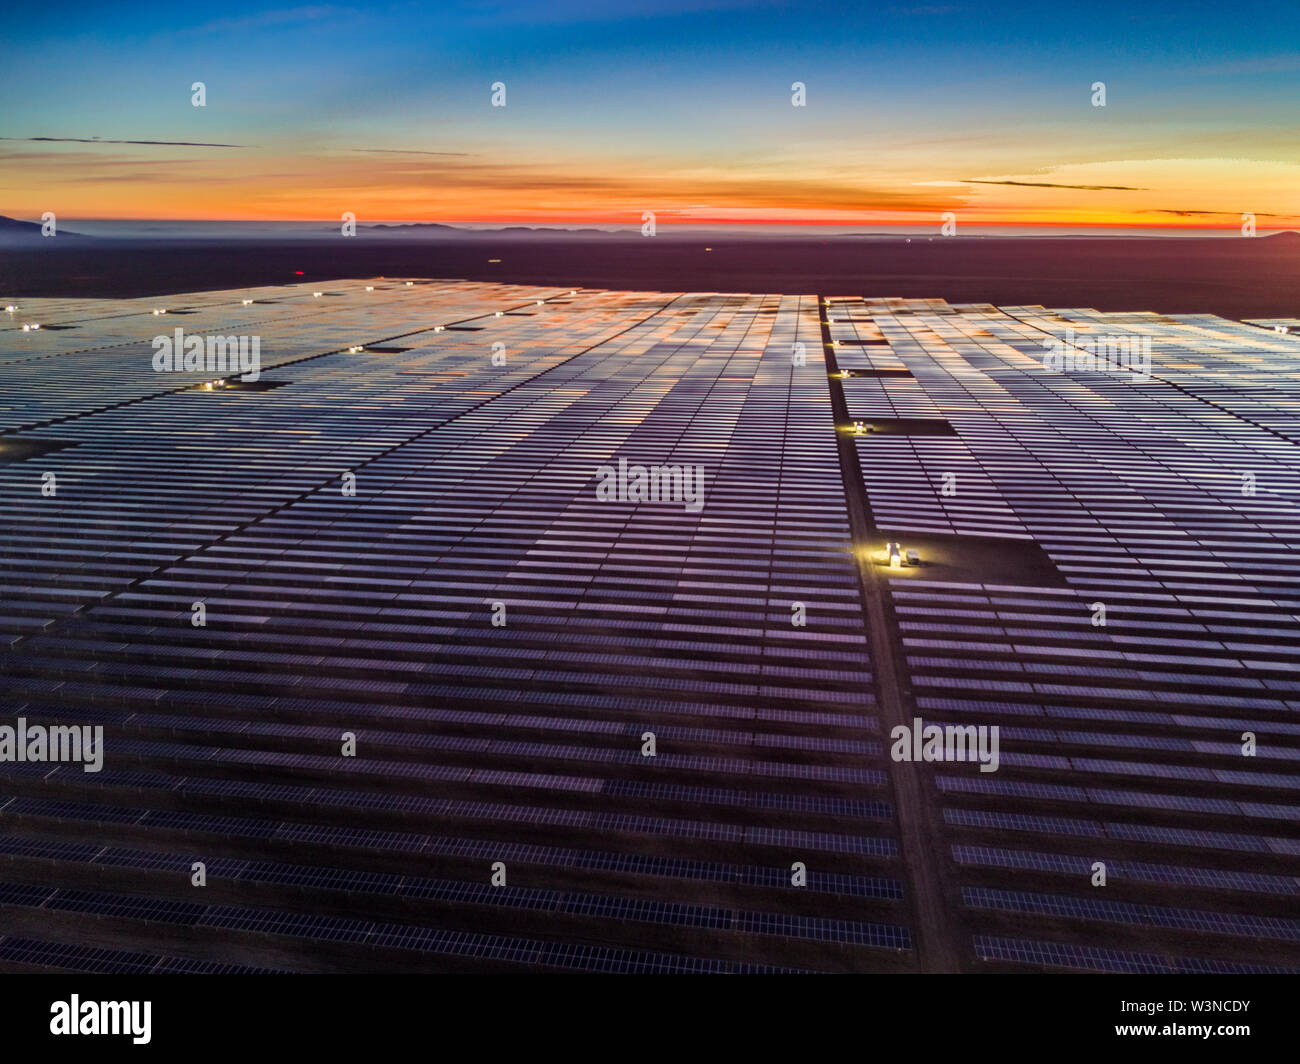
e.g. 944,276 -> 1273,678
497,225 -> 628,235
0,214 -> 87,242
363,222 -> 461,232
356,222 -> 631,237
833,229 -> 1300,241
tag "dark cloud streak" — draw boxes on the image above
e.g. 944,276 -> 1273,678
1138,209 -> 1283,218
2,137 -> 244,148
964,178 -> 1147,191
351,148 -> 474,157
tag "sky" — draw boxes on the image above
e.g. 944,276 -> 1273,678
2,0 -> 1299,230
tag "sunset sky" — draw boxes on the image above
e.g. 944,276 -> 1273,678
3,0 -> 1299,229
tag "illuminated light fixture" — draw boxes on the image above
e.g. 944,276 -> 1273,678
405,281 -> 414,286
495,311 -> 503,317
570,290 -> 577,295
705,247 -> 712,252
870,541 -> 918,569
216,379 -> 226,387
201,381 -> 213,390
313,291 -> 323,297
853,421 -> 866,435
829,317 -> 835,323
4,305 -> 16,312
347,346 -> 363,353
241,299 -> 254,305
488,258 -> 501,263
536,299 -> 544,305
22,323 -> 39,331
433,326 -> 444,333
365,285 -> 374,291
152,308 -> 166,315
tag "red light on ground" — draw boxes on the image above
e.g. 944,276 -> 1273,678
294,271 -> 304,275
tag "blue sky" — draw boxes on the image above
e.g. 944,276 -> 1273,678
3,2 -> 1298,226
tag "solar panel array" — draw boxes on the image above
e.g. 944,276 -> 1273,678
0,281 -> 907,973
1,282 -> 1298,973
827,296 -> 1300,973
